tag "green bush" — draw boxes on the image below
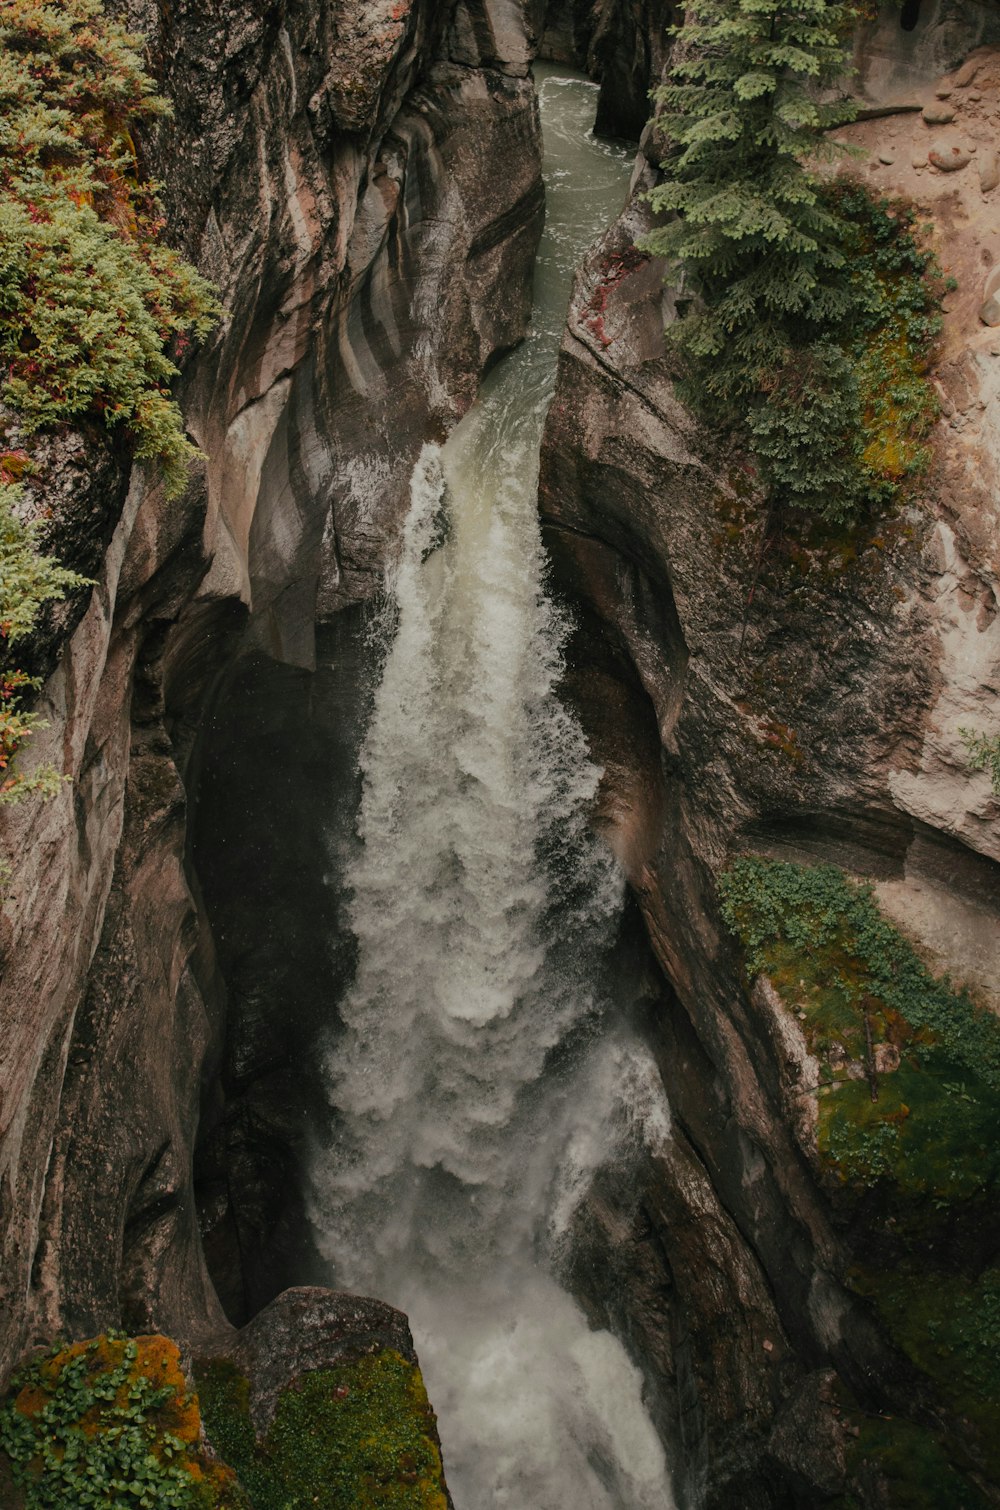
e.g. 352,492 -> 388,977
0,0 -> 220,495
959,728 -> 1000,795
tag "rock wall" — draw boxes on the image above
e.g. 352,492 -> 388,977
534,0 -> 674,140
0,0 -> 544,1382
539,10 -> 1000,1507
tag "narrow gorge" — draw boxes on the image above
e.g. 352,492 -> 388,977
1,2 -> 999,1508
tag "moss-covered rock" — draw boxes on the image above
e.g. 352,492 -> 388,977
195,1349 -> 449,1510
719,857 -> 1000,1501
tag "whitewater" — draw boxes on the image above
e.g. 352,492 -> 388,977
309,67 -> 677,1509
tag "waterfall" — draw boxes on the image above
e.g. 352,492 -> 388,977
309,68 -> 677,1509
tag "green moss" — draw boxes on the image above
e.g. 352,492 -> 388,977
717,858 -> 1000,1206
195,1351 -> 449,1510
831,1413 -> 991,1509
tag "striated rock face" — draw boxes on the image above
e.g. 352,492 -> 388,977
534,0 -> 674,140
0,0 -> 543,1382
539,21 -> 1000,1510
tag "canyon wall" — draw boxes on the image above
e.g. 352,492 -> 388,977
0,0 -> 544,1381
3,0 -> 1000,1505
540,3 -> 1000,1505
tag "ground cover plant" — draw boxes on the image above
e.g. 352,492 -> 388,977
0,1333 -> 241,1509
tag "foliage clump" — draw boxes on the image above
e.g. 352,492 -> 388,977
195,1350 -> 449,1510
640,0 -> 941,521
717,857 -> 1000,1198
0,0 -> 220,496
0,467 -> 88,806
0,1332 -> 241,1509
959,727 -> 1000,796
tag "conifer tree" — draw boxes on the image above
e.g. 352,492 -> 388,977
643,0 -> 858,381
640,0 -> 872,517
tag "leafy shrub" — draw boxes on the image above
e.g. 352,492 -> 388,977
640,0 -> 940,522
0,1333 -> 240,1509
0,473 -> 88,806
0,0 -> 220,495
959,728 -> 1000,795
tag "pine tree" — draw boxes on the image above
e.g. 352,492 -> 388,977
643,0 -> 858,388
640,0 -> 873,516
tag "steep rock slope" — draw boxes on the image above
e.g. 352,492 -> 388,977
534,0 -> 674,139
0,0 -> 543,1382
540,5 -> 1000,1506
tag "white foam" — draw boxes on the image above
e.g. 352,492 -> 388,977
308,69 -> 676,1509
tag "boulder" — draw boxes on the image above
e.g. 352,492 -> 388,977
929,142 -> 972,170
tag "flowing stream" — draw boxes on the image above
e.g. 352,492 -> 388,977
309,68 -> 676,1508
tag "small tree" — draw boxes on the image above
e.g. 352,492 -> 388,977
639,0 -> 876,518
643,0 -> 858,384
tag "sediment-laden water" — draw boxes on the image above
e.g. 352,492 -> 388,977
309,67 -> 676,1509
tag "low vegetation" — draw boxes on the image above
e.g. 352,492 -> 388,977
0,1333 -> 241,1509
194,1350 -> 449,1510
0,1332 -> 450,1510
719,856 -> 1000,1499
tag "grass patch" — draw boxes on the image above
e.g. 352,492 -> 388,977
717,858 -> 1000,1203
